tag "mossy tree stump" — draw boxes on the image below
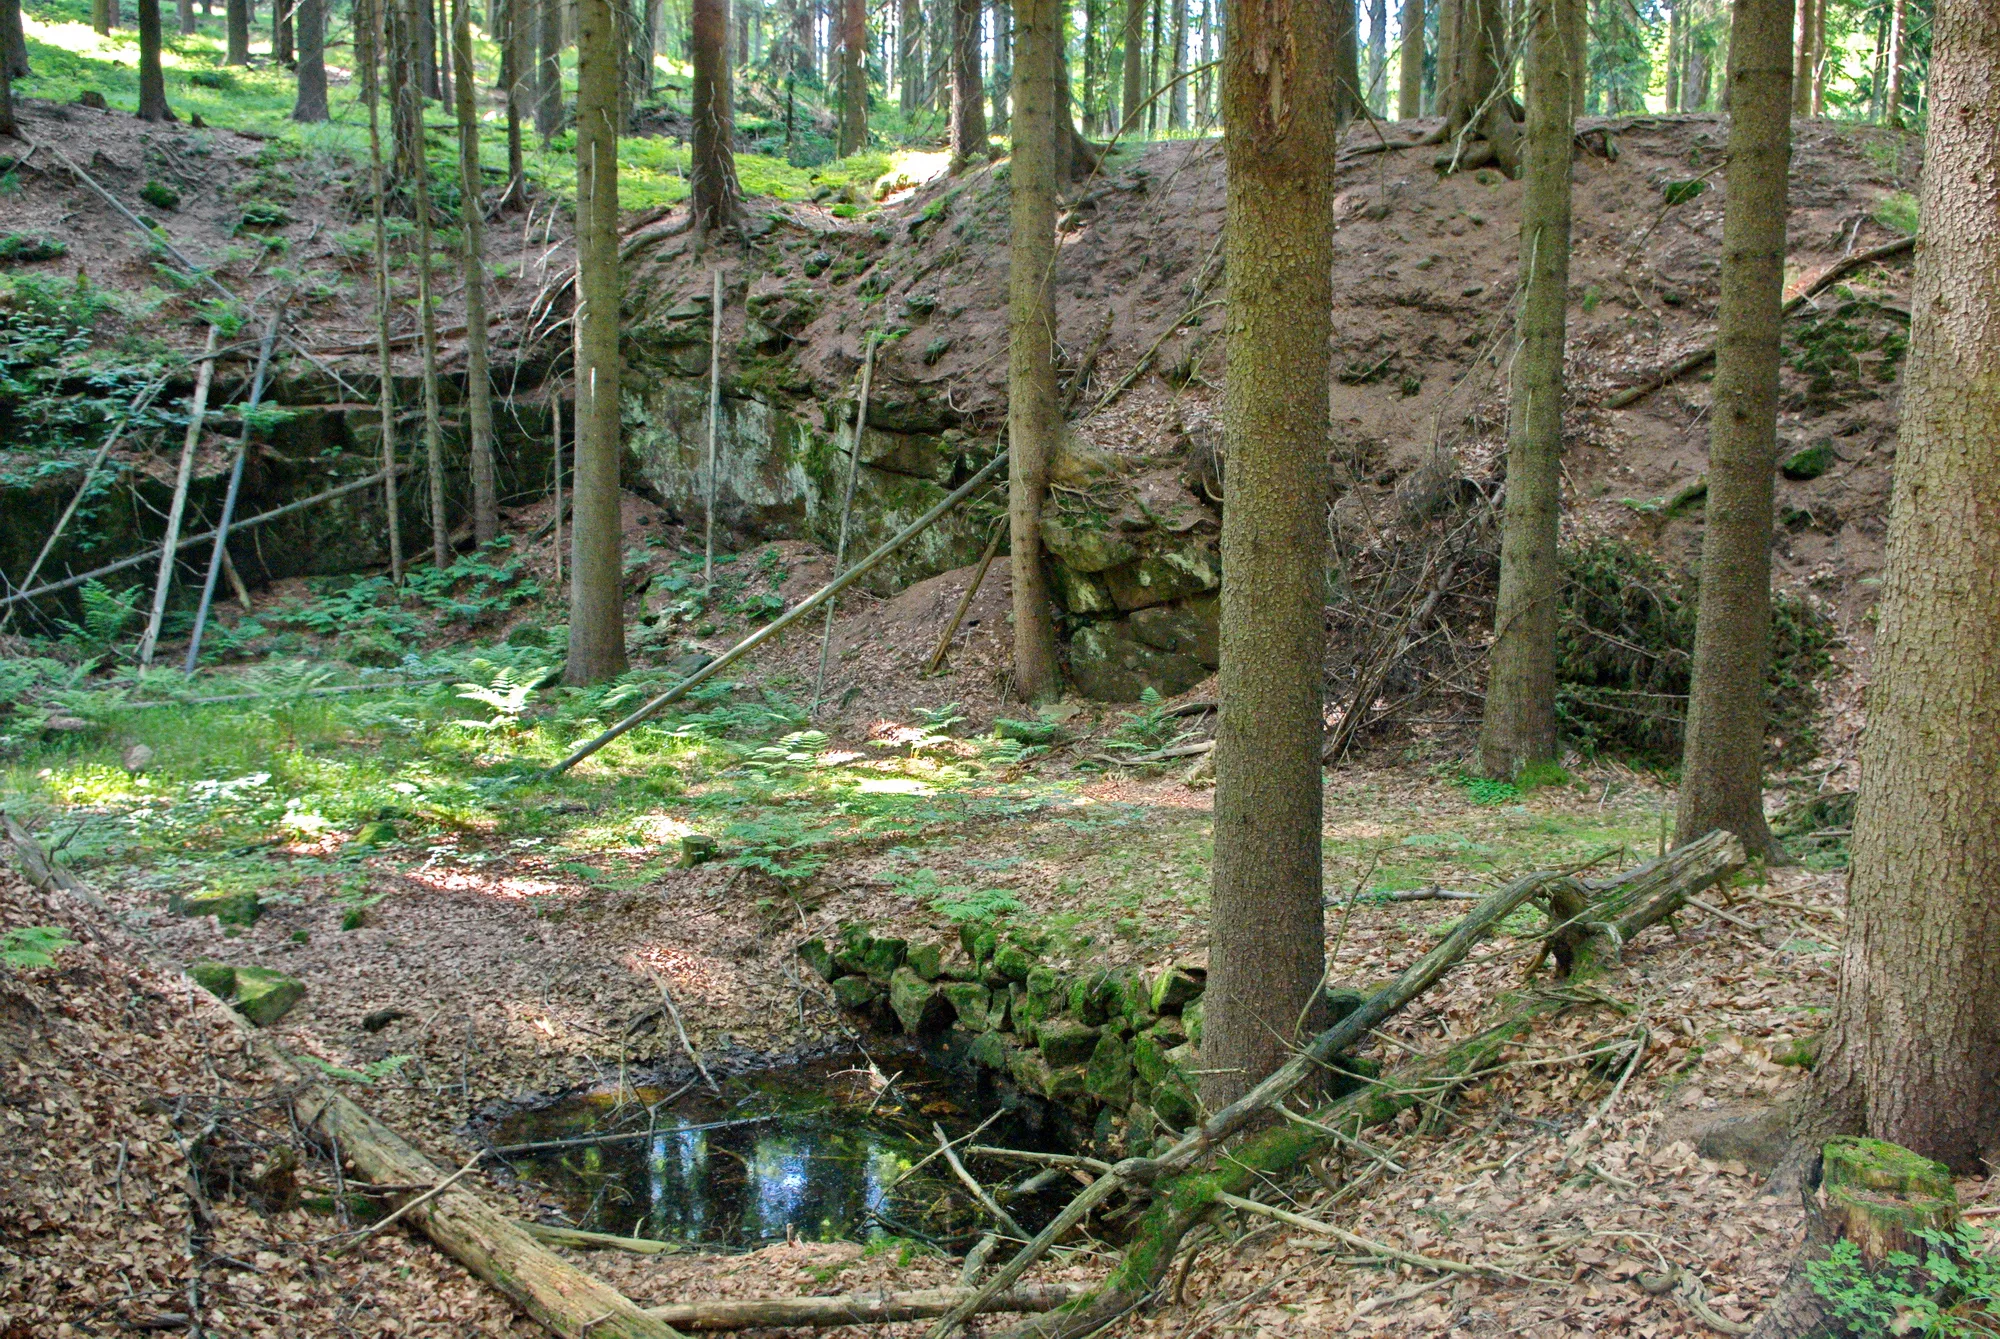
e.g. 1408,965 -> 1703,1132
1748,1137 -> 1961,1339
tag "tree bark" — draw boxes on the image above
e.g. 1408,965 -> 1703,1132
1366,0 -> 1386,112
899,0 -> 922,109
648,1286 -> 1076,1331
991,0 -> 1011,129
178,0 -> 194,34
837,0 -> 866,153
406,0 -> 453,573
690,0 -> 741,233
293,0 -> 329,119
566,0 -> 629,684
226,0 -> 251,62
1203,0 -> 1338,1113
1332,0 -> 1359,122
1006,0 -> 1060,704
1665,0 -> 1682,110
4,0 -> 28,81
1883,0 -> 1907,126
1798,0 -> 2000,1174
274,0 -> 293,65
1674,0 -> 1790,862
1790,0 -> 1812,114
453,0 -> 499,545
537,0 -> 562,138
948,0 -> 987,167
500,0 -> 526,198
423,0 -> 443,98
362,0 -> 405,584
0,10 -> 13,139
1397,0 -> 1422,116
137,0 -> 176,120
1169,0 -> 1187,127
94,0 -> 113,33
1120,0 -> 1144,131
1437,0 -> 1517,173
1477,0 -> 1573,782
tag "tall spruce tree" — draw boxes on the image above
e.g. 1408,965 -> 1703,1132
137,0 -> 175,120
837,0 -> 867,153
1797,0 -> 2000,1173
453,0 -> 499,543
566,0 -> 629,682
1477,0 -> 1575,780
1202,0 -> 1339,1111
294,0 -> 330,119
690,0 -> 742,232
1674,0 -> 1792,860
949,0 -> 987,167
1006,0 -> 1059,701
1398,0 -> 1423,115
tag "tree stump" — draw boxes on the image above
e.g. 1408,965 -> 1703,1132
1748,1137 -> 1960,1339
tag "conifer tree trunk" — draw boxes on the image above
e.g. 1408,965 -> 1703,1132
1563,0 -> 1583,117
690,0 -> 740,234
1800,0 -> 2000,1175
0,12 -> 13,139
537,0 -> 562,137
1006,0 -> 1059,702
1883,0 -> 1907,126
1790,0 -> 1812,114
138,0 -> 176,119
227,0 -> 251,62
294,0 -> 329,118
1203,0 -> 1338,1112
274,0 -> 293,64
1366,0 -> 1385,111
4,0 -> 29,80
1169,0 -> 1187,127
423,0 -> 442,97
1397,0 -> 1423,116
454,0 -> 499,544
992,0 -> 1011,129
566,0 -> 628,682
94,0 -> 113,34
948,0 -> 986,167
1477,0 -> 1573,781
1333,0 -> 1359,121
1665,0 -> 1681,109
405,0 -> 453,572
837,0 -> 865,153
361,0 -> 405,583
178,0 -> 195,35
899,0 -> 922,109
1674,0 -> 1790,860
501,0 -> 526,197
1120,0 -> 1144,131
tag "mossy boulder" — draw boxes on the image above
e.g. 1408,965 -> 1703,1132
345,820 -> 400,851
990,942 -> 1034,982
941,980 -> 995,1030
1037,1019 -> 1102,1068
1780,442 -> 1836,480
1182,996 -> 1205,1049
1041,513 -> 1138,573
1127,597 -> 1221,669
834,929 -> 906,981
1147,1015 -> 1189,1050
1085,1033 -> 1133,1107
1069,972 -> 1121,1026
191,962 -> 305,1026
905,941 -> 946,981
1323,987 -> 1367,1026
1151,1075 -> 1199,1131
1150,966 -> 1205,1014
1068,623 -> 1211,703
889,967 -> 951,1034
969,1030 -> 1011,1071
795,939 -> 838,982
1102,544 -> 1221,612
831,975 -> 881,1009
1048,564 -> 1120,615
176,889 -> 263,927
1008,1046 -> 1054,1096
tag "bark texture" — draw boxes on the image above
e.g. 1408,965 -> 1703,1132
1397,0 -> 1423,116
4,0 -> 30,81
1477,0 -> 1573,780
536,0 -> 562,138
1674,0 -> 1791,860
899,0 -> 922,111
690,0 -> 742,233
1883,0 -> 1907,126
1437,0 -> 1517,172
137,0 -> 175,120
454,0 -> 499,544
1203,0 -> 1337,1112
1801,0 -> 2000,1174
837,0 -> 866,154
293,0 -> 330,119
226,0 -> 250,62
1006,0 -> 1059,702
948,0 -> 987,168
567,0 -> 630,683
1120,0 -> 1145,130
1332,0 -> 1360,122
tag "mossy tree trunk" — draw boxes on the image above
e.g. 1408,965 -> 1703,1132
565,0 -> 629,683
1476,0 -> 1573,781
1203,0 -> 1338,1112
1799,0 -> 2000,1173
1397,0 -> 1423,116
690,0 -> 742,233
1674,0 -> 1791,861
453,0 -> 499,544
293,0 -> 329,119
1006,0 -> 1060,702
949,0 -> 987,169
137,0 -> 175,120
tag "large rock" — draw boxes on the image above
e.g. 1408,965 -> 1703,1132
1101,541 -> 1221,612
1128,596 -> 1220,669
1150,966 -> 1206,1014
1041,513 -> 1138,573
1085,1033 -> 1133,1107
1069,623 -> 1211,703
175,889 -> 263,927
941,980 -> 996,1030
890,967 -> 951,1034
191,962 -> 305,1027
1036,1019 -> 1103,1068
1048,563 -> 1120,615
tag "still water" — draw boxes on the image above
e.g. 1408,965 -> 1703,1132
488,1044 -> 1068,1250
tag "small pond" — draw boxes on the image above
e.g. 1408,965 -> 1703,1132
488,1042 -> 1074,1251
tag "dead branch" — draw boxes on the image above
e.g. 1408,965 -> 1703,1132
644,1285 -> 1078,1331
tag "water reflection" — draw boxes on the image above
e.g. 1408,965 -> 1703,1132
491,1046 -> 1064,1249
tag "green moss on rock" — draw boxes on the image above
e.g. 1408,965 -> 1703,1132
176,889 -> 263,927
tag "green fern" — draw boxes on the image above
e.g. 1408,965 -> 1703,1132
56,580 -> 141,651
2,926 -> 77,970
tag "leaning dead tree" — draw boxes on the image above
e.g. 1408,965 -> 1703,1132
930,829 -> 1747,1339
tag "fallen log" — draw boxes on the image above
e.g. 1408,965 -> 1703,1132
2,815 -> 683,1339
939,831 -> 1747,1339
1606,235 -> 1916,409
521,1223 -> 685,1255
645,1284 -> 1078,1332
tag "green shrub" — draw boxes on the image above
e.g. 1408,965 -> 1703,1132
0,233 -> 67,263
139,179 -> 182,210
1555,540 -> 1836,765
